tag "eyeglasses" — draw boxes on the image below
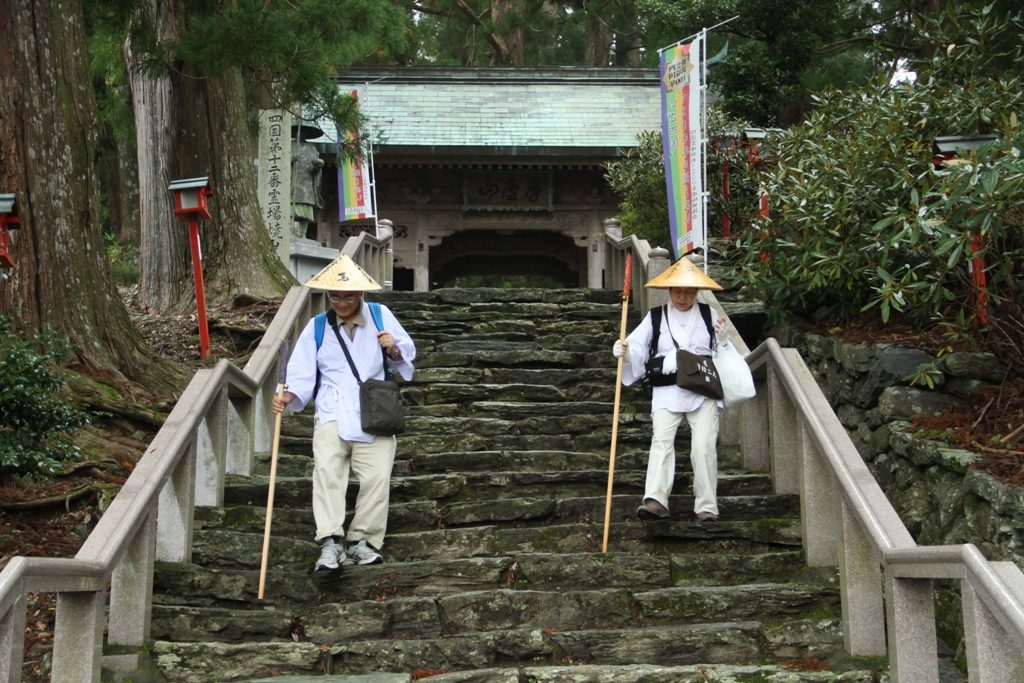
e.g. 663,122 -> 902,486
328,294 -> 360,303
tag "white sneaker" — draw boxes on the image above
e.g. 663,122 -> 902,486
342,539 -> 383,566
314,539 -> 344,572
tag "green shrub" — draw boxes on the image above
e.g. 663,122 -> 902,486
104,233 -> 139,286
732,4 -> 1024,367
0,317 -> 90,477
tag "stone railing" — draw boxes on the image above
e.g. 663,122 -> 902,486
0,285 -> 323,683
601,226 -> 668,315
741,338 -> 1024,681
340,219 -> 394,291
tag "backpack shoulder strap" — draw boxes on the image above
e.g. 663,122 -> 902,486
647,306 -> 663,359
697,302 -> 716,352
314,311 -> 328,351
368,301 -> 383,331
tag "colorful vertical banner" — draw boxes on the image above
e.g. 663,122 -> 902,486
659,35 -> 704,258
337,90 -> 375,222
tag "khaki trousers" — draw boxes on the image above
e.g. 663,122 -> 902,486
312,420 -> 396,548
645,399 -> 721,515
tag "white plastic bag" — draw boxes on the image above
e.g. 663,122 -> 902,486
714,338 -> 756,408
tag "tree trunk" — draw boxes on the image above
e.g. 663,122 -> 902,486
183,68 -> 295,302
584,6 -> 613,66
125,0 -> 191,312
0,0 -> 171,382
127,0 -> 292,313
490,0 -> 525,66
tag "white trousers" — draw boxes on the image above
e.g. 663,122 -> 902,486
645,400 -> 721,515
312,420 -> 396,548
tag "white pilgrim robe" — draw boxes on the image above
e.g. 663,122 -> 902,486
285,302 -> 415,442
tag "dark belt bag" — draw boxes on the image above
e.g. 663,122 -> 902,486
643,356 -> 678,388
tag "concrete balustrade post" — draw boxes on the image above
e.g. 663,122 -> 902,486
195,380 -> 228,507
51,590 -> 104,682
739,377 -> 769,472
105,511 -> 156,674
646,247 -> 671,311
0,594 -> 26,683
156,438 -> 197,563
885,573 -> 938,682
962,563 -> 1024,682
839,499 -> 887,655
603,216 -> 622,240
767,367 -> 800,494
379,218 -> 394,291
798,423 -> 840,566
225,393 -> 255,476
253,370 -> 278,461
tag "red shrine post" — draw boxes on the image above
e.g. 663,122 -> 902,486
0,194 -> 20,271
168,177 -> 214,359
932,134 -> 999,328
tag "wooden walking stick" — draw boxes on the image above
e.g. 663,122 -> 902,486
258,341 -> 290,600
602,254 -> 632,553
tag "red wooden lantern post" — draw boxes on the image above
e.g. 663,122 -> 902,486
168,177 -> 214,359
933,135 -> 999,327
0,194 -> 20,270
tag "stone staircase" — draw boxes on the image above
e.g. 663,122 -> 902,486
144,289 -> 887,682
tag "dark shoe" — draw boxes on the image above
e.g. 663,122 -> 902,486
696,511 -> 719,522
636,498 -> 670,520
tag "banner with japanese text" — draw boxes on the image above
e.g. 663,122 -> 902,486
337,90 -> 374,222
659,35 -> 704,258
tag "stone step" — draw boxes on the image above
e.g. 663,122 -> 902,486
373,287 -> 622,306
411,367 -> 621,402
412,348 -> 608,369
196,493 -> 796,538
185,517 -> 801,571
278,422 -> 687,456
260,446 -> 752,480
224,469 -> 771,509
235,664 -> 881,683
153,551 -> 826,608
150,619 -> 847,682
151,582 -> 838,644
278,427 -> 659,455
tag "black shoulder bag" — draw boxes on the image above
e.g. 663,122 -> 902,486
328,313 -> 406,436
641,303 -> 723,401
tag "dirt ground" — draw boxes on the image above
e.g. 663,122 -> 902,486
1,300 -> 1022,680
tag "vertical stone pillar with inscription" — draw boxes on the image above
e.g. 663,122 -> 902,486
257,109 -> 294,270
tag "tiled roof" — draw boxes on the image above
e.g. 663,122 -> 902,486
309,66 -> 661,156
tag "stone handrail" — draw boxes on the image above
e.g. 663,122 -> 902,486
340,219 -> 394,291
743,337 -> 1024,681
602,233 -> 671,314
0,285 -> 324,683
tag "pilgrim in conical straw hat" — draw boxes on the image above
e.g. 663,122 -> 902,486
304,254 -> 382,291
644,256 -> 723,290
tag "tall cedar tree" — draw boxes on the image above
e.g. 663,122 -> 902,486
125,0 -> 405,312
0,0 -> 171,382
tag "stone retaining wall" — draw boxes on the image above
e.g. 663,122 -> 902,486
774,325 -> 1019,668
774,325 -> 1020,564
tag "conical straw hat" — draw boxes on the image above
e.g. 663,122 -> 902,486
645,257 -> 723,290
304,254 -> 381,291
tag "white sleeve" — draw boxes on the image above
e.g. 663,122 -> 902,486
380,304 -> 416,381
620,312 -> 653,387
284,321 -> 318,411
